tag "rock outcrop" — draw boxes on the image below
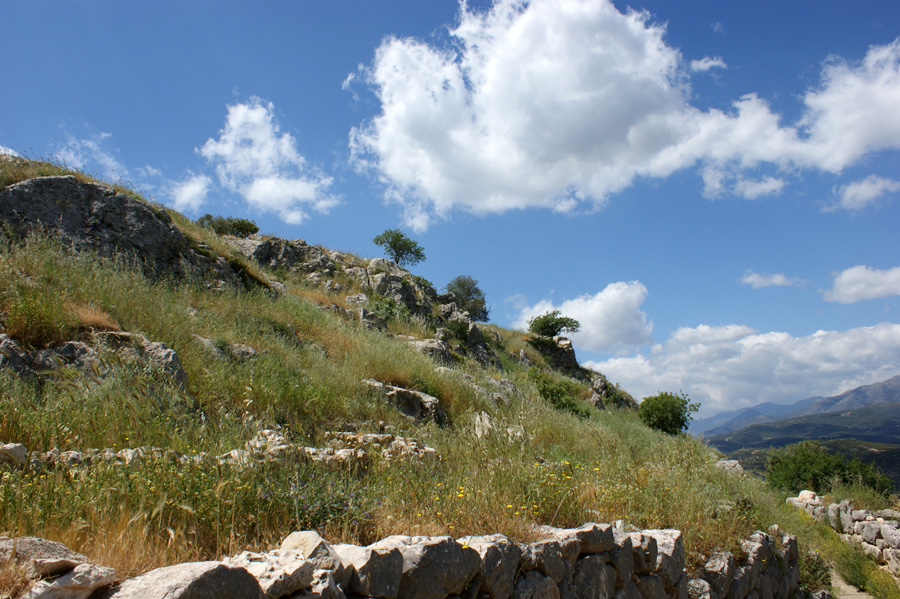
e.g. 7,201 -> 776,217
0,175 -> 272,291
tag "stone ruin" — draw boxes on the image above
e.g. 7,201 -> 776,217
1,522 -> 801,599
787,490 -> 900,575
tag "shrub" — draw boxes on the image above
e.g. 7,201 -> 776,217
196,214 -> 259,238
766,441 -> 893,496
445,275 -> 490,322
527,368 -> 591,418
527,310 -> 580,337
638,391 -> 699,435
372,229 -> 426,268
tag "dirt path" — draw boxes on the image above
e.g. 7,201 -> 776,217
831,571 -> 875,599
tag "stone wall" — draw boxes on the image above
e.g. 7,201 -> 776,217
2,524 -> 800,599
787,491 -> 900,575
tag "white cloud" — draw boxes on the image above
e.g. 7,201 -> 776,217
586,322 -> 900,414
733,176 -> 785,199
824,265 -> 900,303
200,98 -> 337,225
0,145 -> 19,157
740,270 -> 805,289
711,22 -> 725,36
56,131 -> 129,183
512,282 -> 653,353
171,175 -> 211,213
831,174 -> 900,211
351,0 -> 900,230
690,56 -> 727,72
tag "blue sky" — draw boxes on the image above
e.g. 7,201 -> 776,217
2,0 -> 900,417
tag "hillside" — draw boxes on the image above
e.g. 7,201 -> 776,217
693,375 -> 900,437
0,157 -> 874,590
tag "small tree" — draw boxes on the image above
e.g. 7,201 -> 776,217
638,391 -> 699,435
372,229 -> 426,268
527,310 -> 580,337
196,214 -> 259,238
445,275 -> 490,321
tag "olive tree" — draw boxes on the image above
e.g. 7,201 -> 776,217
527,310 -> 580,337
372,229 -> 426,267
638,391 -> 699,435
445,275 -> 490,321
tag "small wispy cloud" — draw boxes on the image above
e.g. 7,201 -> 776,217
690,56 -> 727,72
824,264 -> 900,303
740,270 -> 805,289
171,174 -> 212,213
711,22 -> 725,36
829,174 -> 900,212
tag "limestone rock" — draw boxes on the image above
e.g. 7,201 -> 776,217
635,575 -> 666,599
368,535 -> 481,599
22,563 -> 116,599
460,534 -> 521,599
224,549 -> 314,598
0,537 -> 88,579
568,555 -> 615,599
699,552 -> 734,598
280,531 -> 349,586
714,460 -> 743,476
406,338 -> 454,366
513,571 -> 560,599
363,379 -> 448,425
334,543 -> 404,599
302,569 -> 346,599
643,530 -> 684,593
537,523 -> 615,557
521,540 -> 570,584
103,561 -> 262,599
0,334 -> 34,379
687,579 -> 718,599
0,176 -> 255,289
0,443 -> 28,467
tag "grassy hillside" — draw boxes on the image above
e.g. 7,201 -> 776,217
1,158 -> 897,597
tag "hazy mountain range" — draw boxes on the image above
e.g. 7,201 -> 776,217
692,375 -> 900,437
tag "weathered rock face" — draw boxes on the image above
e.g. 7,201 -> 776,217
529,337 -> 589,382
363,379 -> 449,425
0,331 -> 190,394
0,176 -> 265,290
103,561 -> 263,599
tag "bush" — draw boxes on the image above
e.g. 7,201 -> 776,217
196,214 -> 259,238
527,310 -> 580,337
638,391 -> 698,435
372,229 -> 426,268
445,275 -> 490,322
766,441 -> 893,496
527,368 -> 591,418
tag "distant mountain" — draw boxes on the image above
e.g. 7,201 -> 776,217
691,375 -> 900,436
706,401 -> 900,454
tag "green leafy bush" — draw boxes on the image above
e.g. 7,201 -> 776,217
527,310 -> 580,337
527,368 -> 591,418
638,391 -> 699,435
372,229 -> 426,267
196,214 -> 259,238
766,440 -> 893,496
445,275 -> 490,322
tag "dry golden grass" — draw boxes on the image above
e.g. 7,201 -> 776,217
65,302 -> 122,332
0,561 -> 32,599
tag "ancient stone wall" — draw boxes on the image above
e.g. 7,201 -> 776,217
2,523 -> 800,599
787,491 -> 900,575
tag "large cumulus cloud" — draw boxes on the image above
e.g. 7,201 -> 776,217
350,0 -> 900,230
